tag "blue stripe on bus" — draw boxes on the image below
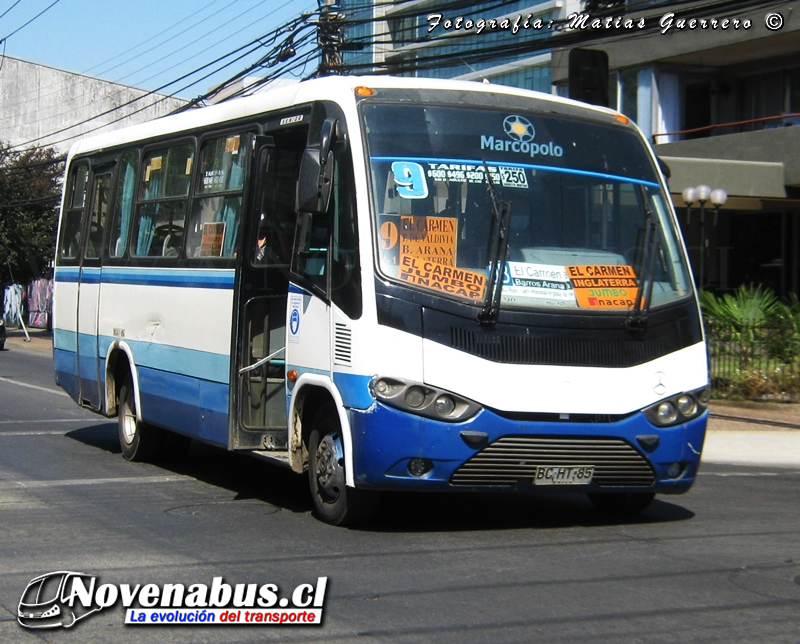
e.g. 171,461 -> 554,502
79,268 -> 101,284
370,156 -> 662,189
54,328 -> 77,352
333,372 -> 373,410
52,347 -> 230,446
138,367 -> 229,446
54,329 -> 230,384
54,266 -> 235,289
54,267 -> 80,282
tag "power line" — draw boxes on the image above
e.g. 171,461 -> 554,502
0,0 -> 61,44
0,1 -> 23,23
125,0 -> 301,89
87,0 -> 231,78
0,0 -> 276,117
6,13 -> 313,151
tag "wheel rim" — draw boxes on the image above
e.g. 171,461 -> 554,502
120,394 -> 137,446
314,433 -> 345,503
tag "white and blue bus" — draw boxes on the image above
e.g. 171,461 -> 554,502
53,76 -> 709,525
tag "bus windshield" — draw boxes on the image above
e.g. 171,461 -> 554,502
363,103 -> 691,313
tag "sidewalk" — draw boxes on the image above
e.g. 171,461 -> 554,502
704,400 -> 800,468
2,327 -> 53,354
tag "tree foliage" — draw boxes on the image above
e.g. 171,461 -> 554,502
0,145 -> 64,286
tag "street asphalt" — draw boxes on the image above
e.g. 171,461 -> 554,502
4,326 -> 799,469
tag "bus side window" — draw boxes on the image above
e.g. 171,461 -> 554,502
58,163 -> 89,261
85,174 -> 111,260
131,143 -> 193,258
186,134 -> 246,258
108,150 -> 138,257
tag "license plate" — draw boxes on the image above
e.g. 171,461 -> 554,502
533,465 -> 594,486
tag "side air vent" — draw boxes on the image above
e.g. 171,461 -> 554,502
334,323 -> 352,366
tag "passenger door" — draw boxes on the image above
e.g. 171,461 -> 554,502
76,169 -> 112,409
232,135 -> 295,451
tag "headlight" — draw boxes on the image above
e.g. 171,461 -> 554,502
655,401 -> 678,424
643,386 -> 709,427
369,376 -> 481,422
676,395 -> 696,416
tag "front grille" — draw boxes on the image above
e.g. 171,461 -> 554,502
451,436 -> 656,487
450,326 -> 668,367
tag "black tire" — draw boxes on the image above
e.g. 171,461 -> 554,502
588,492 -> 655,516
308,403 -> 379,526
118,377 -> 162,462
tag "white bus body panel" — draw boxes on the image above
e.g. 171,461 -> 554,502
422,339 -> 708,415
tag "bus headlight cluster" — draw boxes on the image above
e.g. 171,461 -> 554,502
369,376 -> 481,422
643,386 -> 710,427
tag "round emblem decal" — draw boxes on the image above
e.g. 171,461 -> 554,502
503,115 -> 535,142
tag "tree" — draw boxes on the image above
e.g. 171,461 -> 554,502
0,145 -> 64,286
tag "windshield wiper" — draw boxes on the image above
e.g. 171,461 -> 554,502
627,185 -> 660,331
478,161 -> 512,326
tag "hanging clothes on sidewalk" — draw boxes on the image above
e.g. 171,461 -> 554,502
3,285 -> 23,326
27,279 -> 53,329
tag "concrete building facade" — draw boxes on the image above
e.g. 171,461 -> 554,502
0,56 -> 187,154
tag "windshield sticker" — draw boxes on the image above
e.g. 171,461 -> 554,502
391,161 -> 429,198
379,215 -> 457,268
499,166 -> 528,188
399,256 -> 486,301
500,262 -> 577,308
566,265 -> 639,309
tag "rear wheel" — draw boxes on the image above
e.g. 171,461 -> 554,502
308,403 -> 378,526
588,492 -> 655,516
118,377 -> 162,462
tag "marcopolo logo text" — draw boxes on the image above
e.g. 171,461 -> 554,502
482,115 -> 563,159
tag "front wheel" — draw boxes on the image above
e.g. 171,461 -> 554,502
118,377 -> 162,462
588,492 -> 655,516
308,403 -> 378,526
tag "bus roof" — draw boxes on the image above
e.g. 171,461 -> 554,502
66,75 -> 618,160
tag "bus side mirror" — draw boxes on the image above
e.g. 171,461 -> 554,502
297,118 -> 338,214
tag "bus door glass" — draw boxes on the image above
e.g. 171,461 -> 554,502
233,129 -> 304,450
76,169 -> 112,408
54,163 -> 89,402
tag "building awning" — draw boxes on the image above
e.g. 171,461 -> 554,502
661,156 -> 789,211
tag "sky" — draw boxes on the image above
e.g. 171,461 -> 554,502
0,0 -> 319,99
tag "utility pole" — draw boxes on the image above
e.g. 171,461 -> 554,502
318,0 -> 344,76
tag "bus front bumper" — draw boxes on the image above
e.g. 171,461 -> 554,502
349,402 -> 707,494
